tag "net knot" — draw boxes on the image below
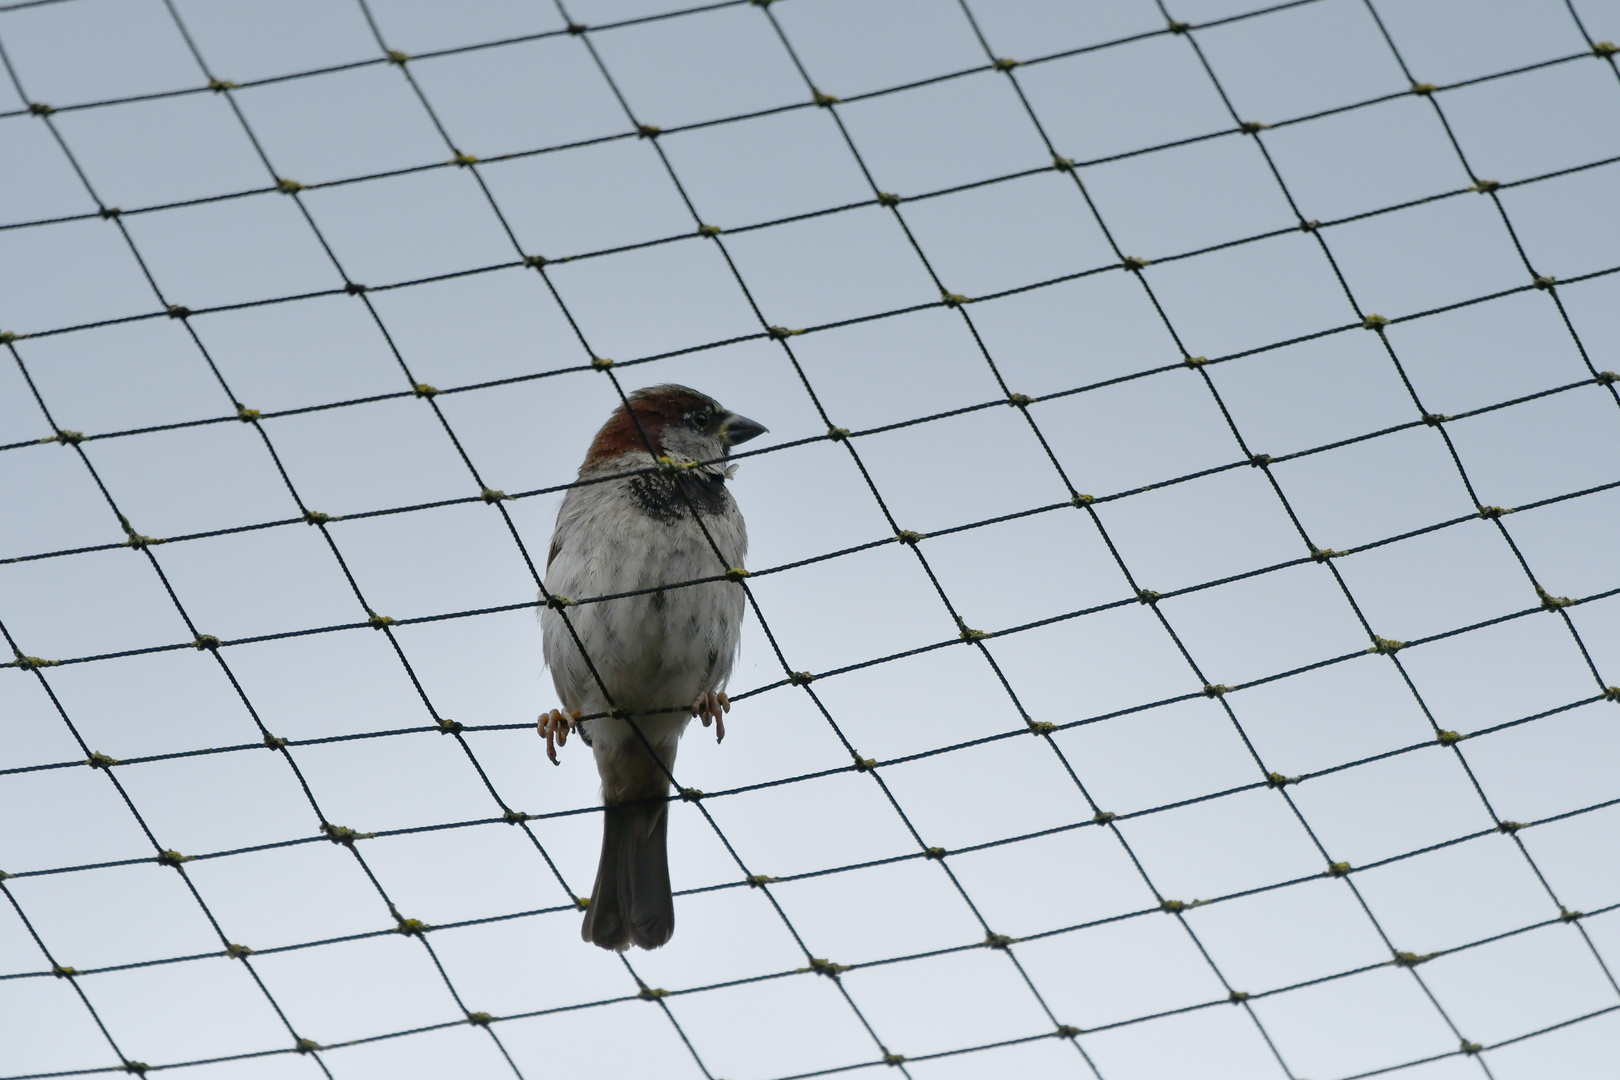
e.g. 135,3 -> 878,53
1393,950 -> 1437,967
28,101 -> 55,115
636,123 -> 661,139
788,670 -> 814,685
1071,492 -> 1094,507
87,751 -> 119,770
156,849 -> 192,867
1410,81 -> 1437,95
394,916 -> 430,936
1536,585 -> 1574,610
1436,729 -> 1463,746
1008,392 -> 1033,406
479,488 -> 506,503
1266,772 -> 1298,788
1299,219 -> 1321,232
896,530 -> 922,545
1604,687 -> 1620,702
303,509 -> 331,525
766,325 -> 802,339
122,1062 -> 148,1076
387,49 -> 410,65
277,178 -> 304,194
993,57 -> 1020,71
295,1038 -> 323,1053
1533,274 -> 1557,291
194,634 -> 220,650
984,932 -> 1015,949
1370,635 -> 1405,655
1460,1040 -> 1482,1055
853,756 -> 878,772
1137,589 -> 1160,605
1052,155 -> 1076,171
725,567 -> 750,581
812,89 -> 841,107
1471,178 -> 1500,193
1477,505 -> 1509,519
1092,810 -> 1116,825
1239,120 -> 1269,133
413,383 -> 438,398
1328,861 -> 1352,877
524,254 -> 548,269
263,734 -> 288,750
827,426 -> 851,441
924,847 -> 947,860
1183,355 -> 1206,368
697,223 -> 722,237
52,964 -> 77,977
467,1011 -> 493,1027
1361,313 -> 1388,330
368,612 -> 395,629
99,206 -> 122,219
1168,20 -> 1189,34
121,513 -> 162,548
502,809 -> 531,824
225,942 -> 252,958
166,304 -> 191,319
680,788 -> 703,801
208,78 -> 239,92
0,331 -> 21,344
437,718 -> 464,734
1203,683 -> 1228,697
1496,820 -> 1524,834
940,290 -> 971,306
1055,1024 -> 1082,1038
566,21 -> 586,35
1560,908 -> 1584,922
1248,452 -> 1272,467
1594,41 -> 1617,56
808,957 -> 850,976
321,823 -> 372,846
1027,719 -> 1055,735
1596,371 -> 1616,385
1160,899 -> 1188,913
1309,545 -> 1345,562
1228,990 -> 1250,1004
235,403 -> 260,422
1121,255 -> 1149,271
746,874 -> 779,886
453,151 -> 480,167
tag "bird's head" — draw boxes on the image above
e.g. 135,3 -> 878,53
583,384 -> 767,475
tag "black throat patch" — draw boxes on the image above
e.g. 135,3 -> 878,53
626,471 -> 733,523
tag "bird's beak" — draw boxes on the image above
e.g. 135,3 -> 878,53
719,412 -> 768,446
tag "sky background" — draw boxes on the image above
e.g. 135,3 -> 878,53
2,0 -> 1620,1078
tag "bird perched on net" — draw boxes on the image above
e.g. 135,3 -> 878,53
539,385 -> 766,951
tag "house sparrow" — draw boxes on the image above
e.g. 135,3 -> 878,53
539,385 -> 766,951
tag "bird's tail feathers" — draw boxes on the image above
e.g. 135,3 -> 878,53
582,800 -> 673,951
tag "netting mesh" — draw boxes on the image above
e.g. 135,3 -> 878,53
3,0 -> 1619,1077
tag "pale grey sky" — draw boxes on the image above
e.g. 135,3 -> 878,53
3,1 -> 1619,1078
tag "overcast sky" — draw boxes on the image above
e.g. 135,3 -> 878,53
3,1 -> 1619,1078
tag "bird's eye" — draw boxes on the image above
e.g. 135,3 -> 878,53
690,410 -> 711,429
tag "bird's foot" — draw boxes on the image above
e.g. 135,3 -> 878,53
538,709 -> 580,765
693,691 -> 730,743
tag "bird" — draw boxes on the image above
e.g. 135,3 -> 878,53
538,384 -> 766,951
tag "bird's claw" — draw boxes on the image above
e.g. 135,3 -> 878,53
693,691 -> 730,743
538,708 -> 580,765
